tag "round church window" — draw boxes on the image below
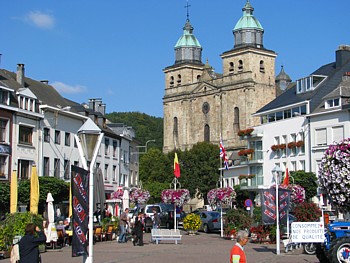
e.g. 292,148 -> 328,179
202,102 -> 210,114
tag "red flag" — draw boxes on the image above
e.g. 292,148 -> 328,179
174,153 -> 180,178
282,168 -> 289,186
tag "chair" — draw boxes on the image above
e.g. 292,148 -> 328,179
94,226 -> 104,242
105,225 -> 114,241
56,229 -> 68,248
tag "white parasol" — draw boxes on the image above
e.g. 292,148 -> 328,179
122,189 -> 129,211
46,193 -> 57,243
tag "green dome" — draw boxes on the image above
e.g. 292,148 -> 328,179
175,19 -> 201,48
234,1 -> 263,31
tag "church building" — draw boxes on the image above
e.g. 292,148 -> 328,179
163,1 -> 280,155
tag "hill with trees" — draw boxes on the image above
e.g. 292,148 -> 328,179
106,112 -> 163,150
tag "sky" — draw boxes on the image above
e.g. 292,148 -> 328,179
1,1 -> 349,118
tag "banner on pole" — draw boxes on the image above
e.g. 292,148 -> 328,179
261,188 -> 290,225
71,165 -> 89,257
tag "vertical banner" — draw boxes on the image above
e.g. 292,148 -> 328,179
71,165 -> 89,257
261,188 -> 290,225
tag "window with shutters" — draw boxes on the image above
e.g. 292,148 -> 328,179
316,128 -> 327,146
332,126 -> 344,143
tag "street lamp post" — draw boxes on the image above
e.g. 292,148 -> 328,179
272,165 -> 282,255
75,119 -> 104,263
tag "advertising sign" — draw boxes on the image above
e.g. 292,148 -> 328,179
291,222 -> 325,243
71,165 -> 89,257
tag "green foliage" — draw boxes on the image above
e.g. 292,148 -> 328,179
0,212 -> 43,250
0,182 -> 10,216
252,206 -> 262,225
224,208 -> 252,234
292,201 -> 321,222
233,185 -> 251,209
183,213 -> 201,231
179,142 -> 220,200
101,216 -> 119,232
105,112 -> 163,150
290,171 -> 318,201
140,142 -> 220,202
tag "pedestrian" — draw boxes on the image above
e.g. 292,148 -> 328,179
118,208 -> 129,243
133,212 -> 144,246
19,223 -> 46,263
230,230 -> 249,263
151,208 -> 160,243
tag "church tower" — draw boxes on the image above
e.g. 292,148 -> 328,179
163,0 -> 277,153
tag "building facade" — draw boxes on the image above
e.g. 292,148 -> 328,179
163,1 -> 277,153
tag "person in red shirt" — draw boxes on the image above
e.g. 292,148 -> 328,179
230,230 -> 249,263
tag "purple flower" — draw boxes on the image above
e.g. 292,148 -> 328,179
207,187 -> 236,206
318,138 -> 350,212
161,189 -> 190,207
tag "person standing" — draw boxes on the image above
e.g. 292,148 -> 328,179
118,208 -> 129,243
230,230 -> 249,263
151,208 -> 160,243
19,223 -> 46,263
133,212 -> 144,246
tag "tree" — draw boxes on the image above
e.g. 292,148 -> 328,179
290,171 -> 318,201
0,182 -> 10,216
139,148 -> 172,201
18,177 -> 69,214
179,142 -> 220,202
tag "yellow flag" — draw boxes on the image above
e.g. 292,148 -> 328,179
10,170 -> 18,213
30,165 -> 39,215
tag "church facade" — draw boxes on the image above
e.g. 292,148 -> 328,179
163,1 -> 278,154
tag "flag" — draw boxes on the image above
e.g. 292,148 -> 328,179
220,137 -> 229,170
30,165 -> 39,215
282,168 -> 289,186
174,152 -> 181,178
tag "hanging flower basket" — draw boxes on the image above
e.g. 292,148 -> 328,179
296,140 -> 304,147
318,138 -> 350,212
110,189 -> 124,200
161,189 -> 190,207
130,188 -> 150,204
278,144 -> 286,150
237,128 -> 254,137
287,142 -> 297,149
270,145 -> 279,152
238,149 -> 255,156
207,187 -> 236,207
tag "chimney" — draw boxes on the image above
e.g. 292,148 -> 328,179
336,45 -> 350,69
16,64 -> 25,87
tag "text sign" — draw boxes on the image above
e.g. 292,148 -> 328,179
291,222 -> 325,243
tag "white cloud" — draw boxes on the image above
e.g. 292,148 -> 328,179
25,11 -> 55,29
51,81 -> 87,94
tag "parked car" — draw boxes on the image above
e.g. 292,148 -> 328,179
142,204 -> 175,232
194,210 -> 221,233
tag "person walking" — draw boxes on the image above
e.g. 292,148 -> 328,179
19,223 -> 46,263
151,208 -> 160,243
230,230 -> 249,263
133,212 -> 144,246
118,208 -> 129,243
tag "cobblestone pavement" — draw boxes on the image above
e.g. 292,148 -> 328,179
1,232 -> 319,263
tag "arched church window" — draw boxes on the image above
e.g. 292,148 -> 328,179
233,107 -> 240,134
229,62 -> 234,73
173,117 -> 178,143
197,75 -> 201,82
170,76 -> 174,87
177,74 -> 182,85
238,60 -> 243,72
204,124 -> 210,142
260,60 -> 265,73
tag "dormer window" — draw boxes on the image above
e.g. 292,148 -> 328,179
296,75 -> 327,94
326,98 -> 340,109
0,88 -> 10,105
